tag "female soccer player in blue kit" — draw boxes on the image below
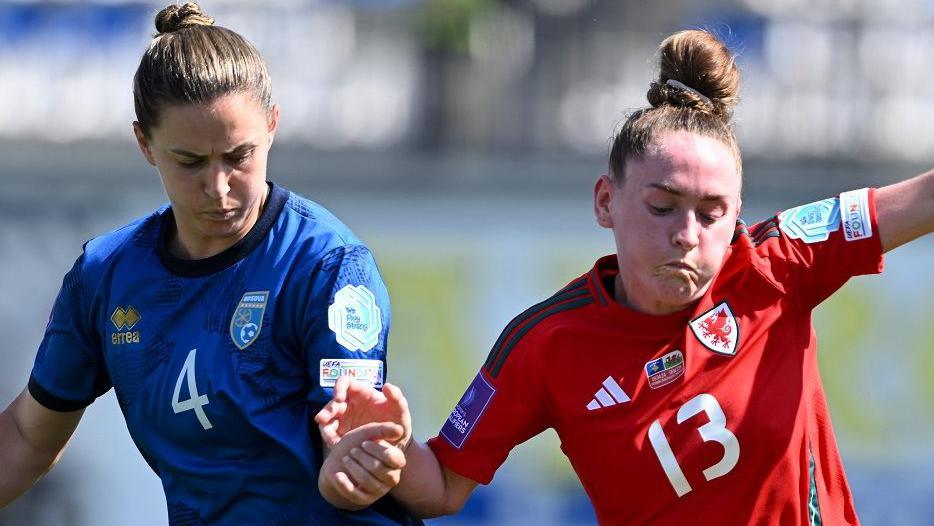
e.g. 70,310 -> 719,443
0,3 -> 416,525
315,30 -> 934,525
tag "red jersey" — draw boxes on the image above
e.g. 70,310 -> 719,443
428,189 -> 884,525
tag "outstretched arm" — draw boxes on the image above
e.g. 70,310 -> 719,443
876,169 -> 934,252
0,387 -> 83,507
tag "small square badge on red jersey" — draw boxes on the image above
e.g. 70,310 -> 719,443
440,373 -> 496,449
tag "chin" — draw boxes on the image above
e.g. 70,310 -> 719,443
655,278 -> 704,307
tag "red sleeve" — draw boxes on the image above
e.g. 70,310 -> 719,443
427,330 -> 549,485
756,187 -> 884,310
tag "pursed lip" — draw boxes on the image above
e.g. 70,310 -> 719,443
662,260 -> 697,272
202,208 -> 238,220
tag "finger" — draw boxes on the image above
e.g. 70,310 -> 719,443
314,399 -> 346,426
333,471 -> 372,507
346,377 -> 387,404
319,420 -> 342,447
354,421 -> 404,442
382,383 -> 410,413
349,445 -> 403,482
342,454 -> 391,497
359,440 -> 407,471
332,376 -> 352,403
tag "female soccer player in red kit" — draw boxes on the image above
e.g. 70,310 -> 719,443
315,29 -> 934,525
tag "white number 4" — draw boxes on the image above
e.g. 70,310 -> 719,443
172,348 -> 214,430
648,393 -> 739,497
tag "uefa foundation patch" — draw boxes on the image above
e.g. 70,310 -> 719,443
319,359 -> 384,389
645,350 -> 685,389
440,373 -> 496,449
840,188 -> 873,242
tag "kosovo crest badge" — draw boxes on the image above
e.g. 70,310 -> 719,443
230,291 -> 269,350
328,284 -> 382,352
689,302 -> 739,356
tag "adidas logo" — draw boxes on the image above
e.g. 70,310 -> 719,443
586,376 -> 630,410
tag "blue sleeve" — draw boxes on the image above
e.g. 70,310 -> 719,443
301,244 -> 390,405
29,253 -> 111,411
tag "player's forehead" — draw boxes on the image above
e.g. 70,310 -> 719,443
627,131 -> 741,201
152,93 -> 267,153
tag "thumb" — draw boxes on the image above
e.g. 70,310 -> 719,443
356,421 -> 404,442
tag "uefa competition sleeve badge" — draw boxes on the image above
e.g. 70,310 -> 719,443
778,197 -> 841,244
328,285 -> 382,352
230,291 -> 269,350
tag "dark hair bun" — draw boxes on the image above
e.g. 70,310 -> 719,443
646,30 -> 739,119
155,2 -> 214,35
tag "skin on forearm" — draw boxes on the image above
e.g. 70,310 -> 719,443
876,168 -> 934,253
0,389 -> 82,508
0,410 -> 62,507
389,441 -> 478,518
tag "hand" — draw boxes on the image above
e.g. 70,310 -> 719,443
318,422 -> 407,510
315,376 -> 412,451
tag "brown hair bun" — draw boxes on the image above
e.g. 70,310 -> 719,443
646,30 -> 739,119
155,2 -> 215,35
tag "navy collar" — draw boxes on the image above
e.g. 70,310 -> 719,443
157,182 -> 288,278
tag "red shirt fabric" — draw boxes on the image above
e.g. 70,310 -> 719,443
429,189 -> 884,525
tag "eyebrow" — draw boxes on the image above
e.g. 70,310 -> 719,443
648,182 -> 728,202
169,143 -> 257,157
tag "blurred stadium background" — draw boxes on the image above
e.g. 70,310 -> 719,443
0,0 -> 932,524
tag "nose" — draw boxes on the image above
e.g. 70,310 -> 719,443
203,161 -> 231,200
672,212 -> 700,251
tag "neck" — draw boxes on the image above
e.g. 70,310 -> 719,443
170,186 -> 269,260
613,273 -> 694,316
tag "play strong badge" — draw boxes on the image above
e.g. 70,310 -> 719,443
328,284 -> 382,352
690,302 -> 740,356
440,373 -> 496,449
778,197 -> 841,244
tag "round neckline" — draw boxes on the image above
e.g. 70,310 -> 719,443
156,182 -> 288,278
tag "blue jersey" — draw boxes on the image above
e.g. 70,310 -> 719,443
29,183 -> 420,526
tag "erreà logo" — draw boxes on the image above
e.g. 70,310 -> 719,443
328,285 -> 382,352
689,302 -> 740,356
111,305 -> 141,345
230,291 -> 269,350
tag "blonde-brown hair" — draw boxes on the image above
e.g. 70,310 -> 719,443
609,30 -> 741,181
133,2 -> 272,137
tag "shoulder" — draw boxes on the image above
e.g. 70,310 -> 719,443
77,207 -> 166,277
482,274 -> 600,379
273,186 -> 383,291
279,188 -> 363,247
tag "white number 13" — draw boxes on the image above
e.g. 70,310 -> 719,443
648,393 -> 739,497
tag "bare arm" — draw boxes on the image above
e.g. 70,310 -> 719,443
0,387 -> 83,507
316,378 -> 478,517
876,169 -> 934,253
388,440 -> 478,518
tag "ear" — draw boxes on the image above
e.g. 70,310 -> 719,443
266,104 -> 280,145
594,174 -> 616,229
133,122 -> 157,166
